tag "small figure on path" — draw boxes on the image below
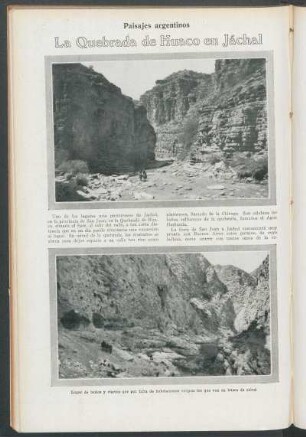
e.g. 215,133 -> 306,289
139,169 -> 147,181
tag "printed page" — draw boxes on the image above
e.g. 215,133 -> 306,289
293,6 -> 306,428
9,6 -> 292,432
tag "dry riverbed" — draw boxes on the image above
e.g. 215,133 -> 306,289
56,160 -> 268,203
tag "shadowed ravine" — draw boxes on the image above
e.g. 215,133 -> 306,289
57,253 -> 271,379
53,59 -> 269,202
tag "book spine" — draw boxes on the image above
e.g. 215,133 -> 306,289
8,9 -> 21,432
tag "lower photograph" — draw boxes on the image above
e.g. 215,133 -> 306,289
49,246 -> 278,385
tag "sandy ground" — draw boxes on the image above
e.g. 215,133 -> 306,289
72,161 -> 268,202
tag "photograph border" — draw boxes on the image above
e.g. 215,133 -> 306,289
45,50 -> 276,210
49,244 -> 278,387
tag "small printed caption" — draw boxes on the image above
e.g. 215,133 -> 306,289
68,386 -> 258,396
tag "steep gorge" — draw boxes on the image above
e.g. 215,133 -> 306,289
57,253 -> 271,379
53,59 -> 269,202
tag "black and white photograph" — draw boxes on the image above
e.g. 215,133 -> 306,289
51,55 -> 272,205
55,249 -> 274,381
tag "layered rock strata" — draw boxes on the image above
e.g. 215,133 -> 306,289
140,59 -> 267,162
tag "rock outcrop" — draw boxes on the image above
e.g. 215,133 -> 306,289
57,253 -> 235,336
140,59 -> 267,164
53,63 -> 156,175
57,253 -> 271,378
140,70 -> 213,125
215,255 -> 270,337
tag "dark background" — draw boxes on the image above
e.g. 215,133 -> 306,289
0,0 -> 305,435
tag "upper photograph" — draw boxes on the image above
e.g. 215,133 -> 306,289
49,55 -> 274,206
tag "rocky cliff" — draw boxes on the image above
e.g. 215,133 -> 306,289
215,255 -> 270,339
53,63 -> 156,175
140,70 -> 213,126
140,59 -> 267,166
57,253 -> 271,378
57,253 -> 235,336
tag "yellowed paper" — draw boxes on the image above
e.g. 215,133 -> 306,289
9,6 -> 291,432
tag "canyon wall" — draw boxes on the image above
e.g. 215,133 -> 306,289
140,59 -> 267,163
53,63 -> 156,175
57,254 -> 235,337
215,255 -> 270,337
57,253 -> 269,339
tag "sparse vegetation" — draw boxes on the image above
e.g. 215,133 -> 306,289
75,173 -> 89,187
177,114 -> 199,160
55,180 -> 87,202
55,149 -> 70,169
55,161 -> 90,201
228,155 -> 268,182
207,154 -> 222,165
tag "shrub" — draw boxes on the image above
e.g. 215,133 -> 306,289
252,158 -> 268,181
57,160 -> 89,175
55,149 -> 70,168
92,313 -> 104,328
55,180 -> 87,202
230,155 -> 268,182
177,114 -> 199,160
207,154 -> 221,165
75,173 -> 89,187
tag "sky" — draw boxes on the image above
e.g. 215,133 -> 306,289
82,58 -> 216,100
203,251 -> 268,273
